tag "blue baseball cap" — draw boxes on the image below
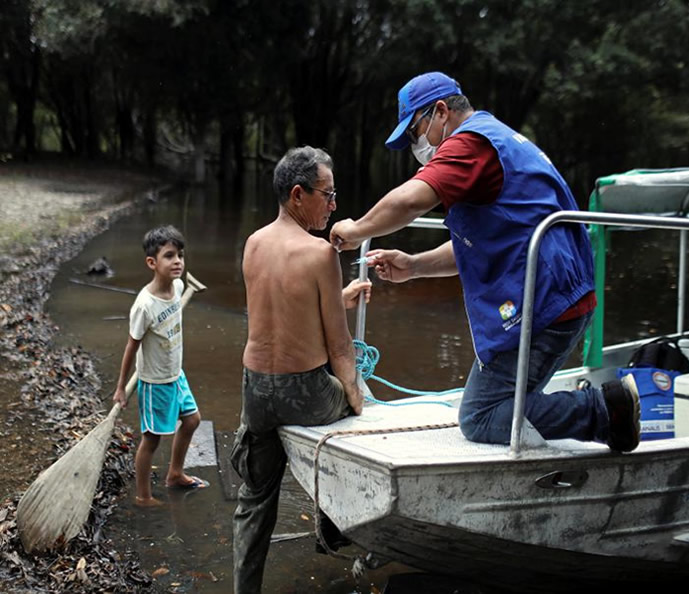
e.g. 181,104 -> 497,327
385,72 -> 462,150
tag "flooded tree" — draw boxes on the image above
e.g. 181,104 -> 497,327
0,0 -> 686,194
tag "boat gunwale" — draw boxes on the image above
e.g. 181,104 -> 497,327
279,420 -> 689,473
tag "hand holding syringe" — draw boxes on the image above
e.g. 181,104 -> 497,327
350,254 -> 380,266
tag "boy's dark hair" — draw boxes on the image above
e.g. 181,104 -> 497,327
142,225 -> 185,257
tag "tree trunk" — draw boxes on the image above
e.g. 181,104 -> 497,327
116,105 -> 135,162
9,43 -> 40,158
83,74 -> 99,159
232,123 -> 245,186
143,107 -> 157,168
193,122 -> 206,184
219,121 -> 233,182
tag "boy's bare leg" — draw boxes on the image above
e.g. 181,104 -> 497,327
165,411 -> 202,487
135,432 -> 164,506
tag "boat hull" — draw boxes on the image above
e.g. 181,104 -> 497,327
280,406 -> 689,590
347,513 -> 689,591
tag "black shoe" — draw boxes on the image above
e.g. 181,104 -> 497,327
602,374 -> 641,452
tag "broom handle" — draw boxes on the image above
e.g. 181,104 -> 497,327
109,280 -> 202,419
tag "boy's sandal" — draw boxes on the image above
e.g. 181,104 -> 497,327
165,475 -> 210,490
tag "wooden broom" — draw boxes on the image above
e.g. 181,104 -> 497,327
16,272 -> 207,553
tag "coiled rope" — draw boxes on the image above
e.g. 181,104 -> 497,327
353,339 -> 458,407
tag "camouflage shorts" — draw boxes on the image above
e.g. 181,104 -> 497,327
231,364 -> 351,490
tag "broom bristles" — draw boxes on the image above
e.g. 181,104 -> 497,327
16,274 -> 205,553
16,411 -> 117,553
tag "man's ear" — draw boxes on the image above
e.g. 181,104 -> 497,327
145,255 -> 157,270
436,99 -> 450,121
290,184 -> 306,205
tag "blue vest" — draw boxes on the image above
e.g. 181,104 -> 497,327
443,111 -> 594,364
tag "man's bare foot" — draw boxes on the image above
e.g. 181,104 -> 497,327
135,495 -> 166,507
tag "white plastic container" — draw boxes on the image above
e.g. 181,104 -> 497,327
673,373 -> 689,438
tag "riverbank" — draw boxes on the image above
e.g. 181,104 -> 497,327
0,159 -> 171,592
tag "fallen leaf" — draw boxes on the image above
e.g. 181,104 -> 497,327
152,567 -> 170,578
187,571 -> 218,582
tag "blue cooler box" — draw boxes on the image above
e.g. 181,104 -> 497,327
617,367 -> 677,440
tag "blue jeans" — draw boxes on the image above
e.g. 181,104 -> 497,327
459,312 -> 609,444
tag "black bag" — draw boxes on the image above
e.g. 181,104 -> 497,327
627,336 -> 689,373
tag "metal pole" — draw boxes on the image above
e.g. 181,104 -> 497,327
355,239 -> 372,389
679,230 -> 687,334
511,211 -> 689,455
407,217 -> 447,230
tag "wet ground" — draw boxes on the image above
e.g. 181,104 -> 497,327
0,160 -> 170,592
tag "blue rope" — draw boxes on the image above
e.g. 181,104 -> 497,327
353,339 -> 457,408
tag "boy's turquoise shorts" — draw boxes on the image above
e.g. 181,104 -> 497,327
137,370 -> 198,435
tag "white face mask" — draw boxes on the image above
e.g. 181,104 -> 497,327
410,106 -> 447,166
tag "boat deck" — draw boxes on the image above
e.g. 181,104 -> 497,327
280,387 -> 689,469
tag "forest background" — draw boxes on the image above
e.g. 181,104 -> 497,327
2,0 -> 688,203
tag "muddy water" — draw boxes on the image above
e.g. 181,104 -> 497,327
46,180 -> 472,593
46,177 -> 681,593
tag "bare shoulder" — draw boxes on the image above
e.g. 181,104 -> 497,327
245,226 -> 268,247
299,237 -> 339,277
308,236 -> 338,264
243,226 -> 271,259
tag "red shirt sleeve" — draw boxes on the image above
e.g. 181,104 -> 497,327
413,132 -> 504,210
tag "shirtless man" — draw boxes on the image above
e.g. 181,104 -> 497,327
231,146 -> 369,594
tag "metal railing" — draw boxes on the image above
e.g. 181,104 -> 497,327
511,210 -> 689,454
353,212 -> 689,455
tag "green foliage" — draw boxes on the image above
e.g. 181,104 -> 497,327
31,0 -> 210,53
0,0 -> 686,195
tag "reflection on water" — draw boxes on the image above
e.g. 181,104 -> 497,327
47,180 -> 461,593
46,176 -> 682,592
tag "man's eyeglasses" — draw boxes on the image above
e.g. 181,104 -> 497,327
405,104 -> 434,144
310,187 -> 337,204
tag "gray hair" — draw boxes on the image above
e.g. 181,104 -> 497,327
142,225 -> 185,257
273,146 -> 333,205
444,94 -> 473,114
420,94 -> 472,115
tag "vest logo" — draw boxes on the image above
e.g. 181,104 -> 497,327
499,300 -> 517,320
652,371 -> 673,391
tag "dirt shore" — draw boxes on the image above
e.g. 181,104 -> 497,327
0,159 -> 171,592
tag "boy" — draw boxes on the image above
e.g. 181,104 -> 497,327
113,225 -> 208,507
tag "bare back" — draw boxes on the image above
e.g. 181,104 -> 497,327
242,216 -> 350,374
